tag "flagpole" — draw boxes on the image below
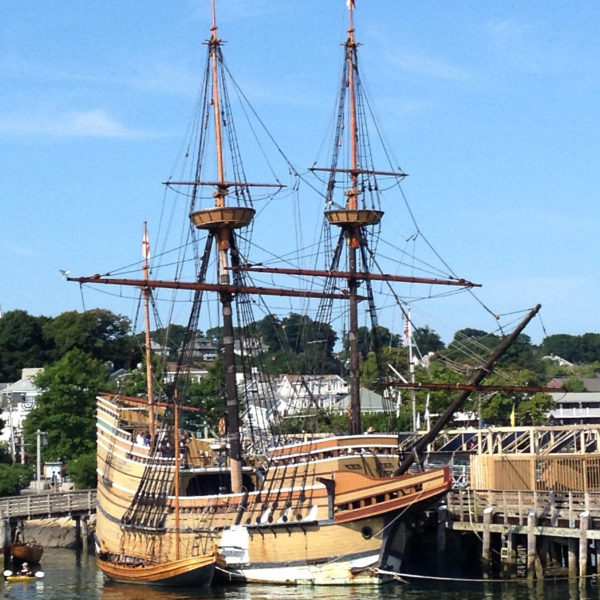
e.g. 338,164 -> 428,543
406,308 -> 417,432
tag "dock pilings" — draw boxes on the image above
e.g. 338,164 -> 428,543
443,488 -> 600,581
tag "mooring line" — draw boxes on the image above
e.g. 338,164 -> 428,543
373,568 -> 599,584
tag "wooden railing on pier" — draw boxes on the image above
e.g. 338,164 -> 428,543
0,490 -> 96,520
399,424 -> 600,456
447,487 -> 600,532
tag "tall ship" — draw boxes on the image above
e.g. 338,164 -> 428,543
70,0 -> 539,587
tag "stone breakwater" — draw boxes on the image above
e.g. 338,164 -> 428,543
22,515 -> 96,550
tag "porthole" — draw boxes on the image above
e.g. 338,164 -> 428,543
361,526 -> 373,540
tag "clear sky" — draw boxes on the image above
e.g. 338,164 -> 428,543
1,0 -> 599,345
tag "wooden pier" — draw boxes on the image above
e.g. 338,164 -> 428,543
419,425 -> 600,583
0,489 -> 96,566
0,489 -> 96,520
444,488 -> 600,580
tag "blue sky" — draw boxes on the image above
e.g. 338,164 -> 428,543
1,1 -> 599,345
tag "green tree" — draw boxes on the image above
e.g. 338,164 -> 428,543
360,347 -> 408,390
0,310 -> 50,380
517,392 -> 555,426
251,315 -> 282,352
0,463 -> 33,496
413,326 -> 445,354
540,333 -> 600,364
541,334 -> 576,361
67,452 -> 97,489
281,313 -> 337,357
478,368 -> 545,425
23,349 -> 113,462
564,376 -> 586,392
444,328 -> 499,367
342,325 -> 401,362
182,358 -> 226,430
43,309 -> 137,369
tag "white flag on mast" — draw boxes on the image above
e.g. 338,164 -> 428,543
347,0 -> 355,10
142,230 -> 150,260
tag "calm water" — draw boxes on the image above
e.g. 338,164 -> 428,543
1,549 -> 597,600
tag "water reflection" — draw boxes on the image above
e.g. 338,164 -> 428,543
1,549 -> 598,600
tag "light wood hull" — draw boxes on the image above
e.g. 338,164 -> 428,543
97,553 -> 216,586
95,394 -> 451,585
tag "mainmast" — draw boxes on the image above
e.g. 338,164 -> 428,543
324,2 -> 383,435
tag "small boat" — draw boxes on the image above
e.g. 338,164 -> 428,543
3,569 -> 44,583
5,574 -> 38,583
96,553 -> 218,586
10,541 -> 44,564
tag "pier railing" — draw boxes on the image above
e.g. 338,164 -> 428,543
0,489 -> 96,520
447,487 -> 600,529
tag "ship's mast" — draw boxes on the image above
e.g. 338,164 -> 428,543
200,0 -> 245,493
324,2 -> 384,435
142,222 -> 155,437
346,10 -> 362,435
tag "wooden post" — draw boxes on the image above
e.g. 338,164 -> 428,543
518,491 -> 524,526
549,490 -> 558,527
568,537 -> 578,579
501,531 -> 516,579
527,509 -> 536,580
482,506 -> 493,576
0,511 -> 10,569
81,516 -> 89,552
579,510 -> 590,586
437,504 -> 447,553
74,515 -> 82,549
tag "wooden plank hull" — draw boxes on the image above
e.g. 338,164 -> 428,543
10,543 -> 44,564
218,516 -> 407,585
95,394 -> 451,585
97,554 -> 216,586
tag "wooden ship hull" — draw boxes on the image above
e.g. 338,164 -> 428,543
96,553 -> 217,586
10,542 -> 43,564
95,394 -> 451,585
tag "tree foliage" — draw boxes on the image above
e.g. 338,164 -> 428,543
24,349 -> 113,462
0,310 -> 50,380
0,302 -> 598,470
67,452 -> 97,489
413,326 -> 445,355
542,333 -> 600,364
44,309 -> 137,369
0,463 -> 33,497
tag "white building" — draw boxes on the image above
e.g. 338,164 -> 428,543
163,362 -> 208,384
276,374 -> 348,414
549,392 -> 600,425
0,368 -> 43,458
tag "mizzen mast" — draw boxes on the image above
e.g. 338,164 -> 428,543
141,221 -> 155,437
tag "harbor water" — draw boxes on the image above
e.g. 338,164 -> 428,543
1,549 -> 597,600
